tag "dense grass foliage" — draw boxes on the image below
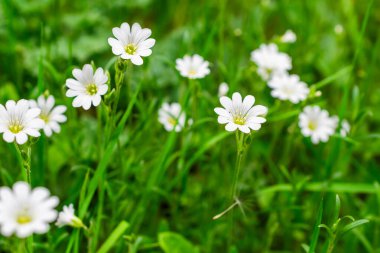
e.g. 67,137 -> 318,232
1,0 -> 380,252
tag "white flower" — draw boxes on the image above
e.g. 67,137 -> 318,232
29,95 -> 67,137
158,103 -> 188,132
299,106 -> 338,144
56,204 -> 84,228
268,74 -> 309,103
176,54 -> 210,79
218,82 -> 229,97
340,120 -> 350,137
108,22 -> 155,65
214,92 -> 268,133
0,181 -> 59,238
280,30 -> 296,43
250,43 -> 292,81
332,117 -> 350,137
65,64 -> 108,110
0,100 -> 44,144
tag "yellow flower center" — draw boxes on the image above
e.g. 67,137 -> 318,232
308,121 -> 317,130
188,69 -> 197,76
17,215 -> 32,224
86,84 -> 98,95
125,44 -> 137,55
9,122 -> 23,133
168,117 -> 177,126
40,114 -> 50,123
233,117 -> 246,125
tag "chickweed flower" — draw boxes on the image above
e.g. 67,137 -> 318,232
56,204 -> 85,228
0,100 -> 44,144
0,181 -> 59,238
29,95 -> 67,137
214,92 -> 268,133
108,22 -> 155,65
65,64 -> 108,110
158,103 -> 188,132
218,82 -> 229,97
250,43 -> 292,81
340,119 -> 350,137
268,74 -> 309,103
332,117 -> 350,137
280,30 -> 297,43
176,54 -> 210,79
299,106 -> 338,144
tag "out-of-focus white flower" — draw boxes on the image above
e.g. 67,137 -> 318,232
0,182 -> 59,238
218,82 -> 229,97
108,22 -> 155,65
280,30 -> 297,43
299,106 -> 338,144
268,74 -> 309,103
334,24 -> 344,35
176,55 -> 210,79
0,100 -> 44,144
214,92 -> 267,133
158,103 -> 189,132
340,119 -> 350,137
331,117 -> 350,137
29,95 -> 67,137
65,64 -> 108,110
250,43 -> 292,80
56,204 -> 84,228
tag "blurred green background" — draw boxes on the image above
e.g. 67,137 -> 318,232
1,0 -> 380,252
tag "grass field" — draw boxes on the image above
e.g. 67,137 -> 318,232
0,0 -> 380,252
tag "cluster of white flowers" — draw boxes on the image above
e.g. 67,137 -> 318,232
249,31 -> 350,144
0,97 -> 67,144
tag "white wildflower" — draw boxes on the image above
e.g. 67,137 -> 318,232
0,100 -> 44,144
0,182 -> 59,238
176,54 -> 210,79
29,95 -> 67,137
65,64 -> 108,110
299,106 -> 338,144
268,74 -> 309,103
250,43 -> 292,81
108,22 -> 155,65
214,92 -> 268,133
218,82 -> 229,97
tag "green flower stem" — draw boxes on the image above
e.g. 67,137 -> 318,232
326,234 -> 336,253
104,59 -> 126,144
230,131 -> 245,201
14,143 -> 32,184
228,131 -> 246,248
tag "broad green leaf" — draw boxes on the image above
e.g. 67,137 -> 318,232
158,232 -> 199,253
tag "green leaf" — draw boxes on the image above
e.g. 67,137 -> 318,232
341,219 -> 369,236
97,221 -> 130,253
333,194 -> 341,222
158,232 -> 199,253
308,198 -> 324,253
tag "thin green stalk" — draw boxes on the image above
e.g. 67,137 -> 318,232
228,131 -> 245,249
326,235 -> 336,253
230,131 -> 245,201
14,143 -> 32,184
